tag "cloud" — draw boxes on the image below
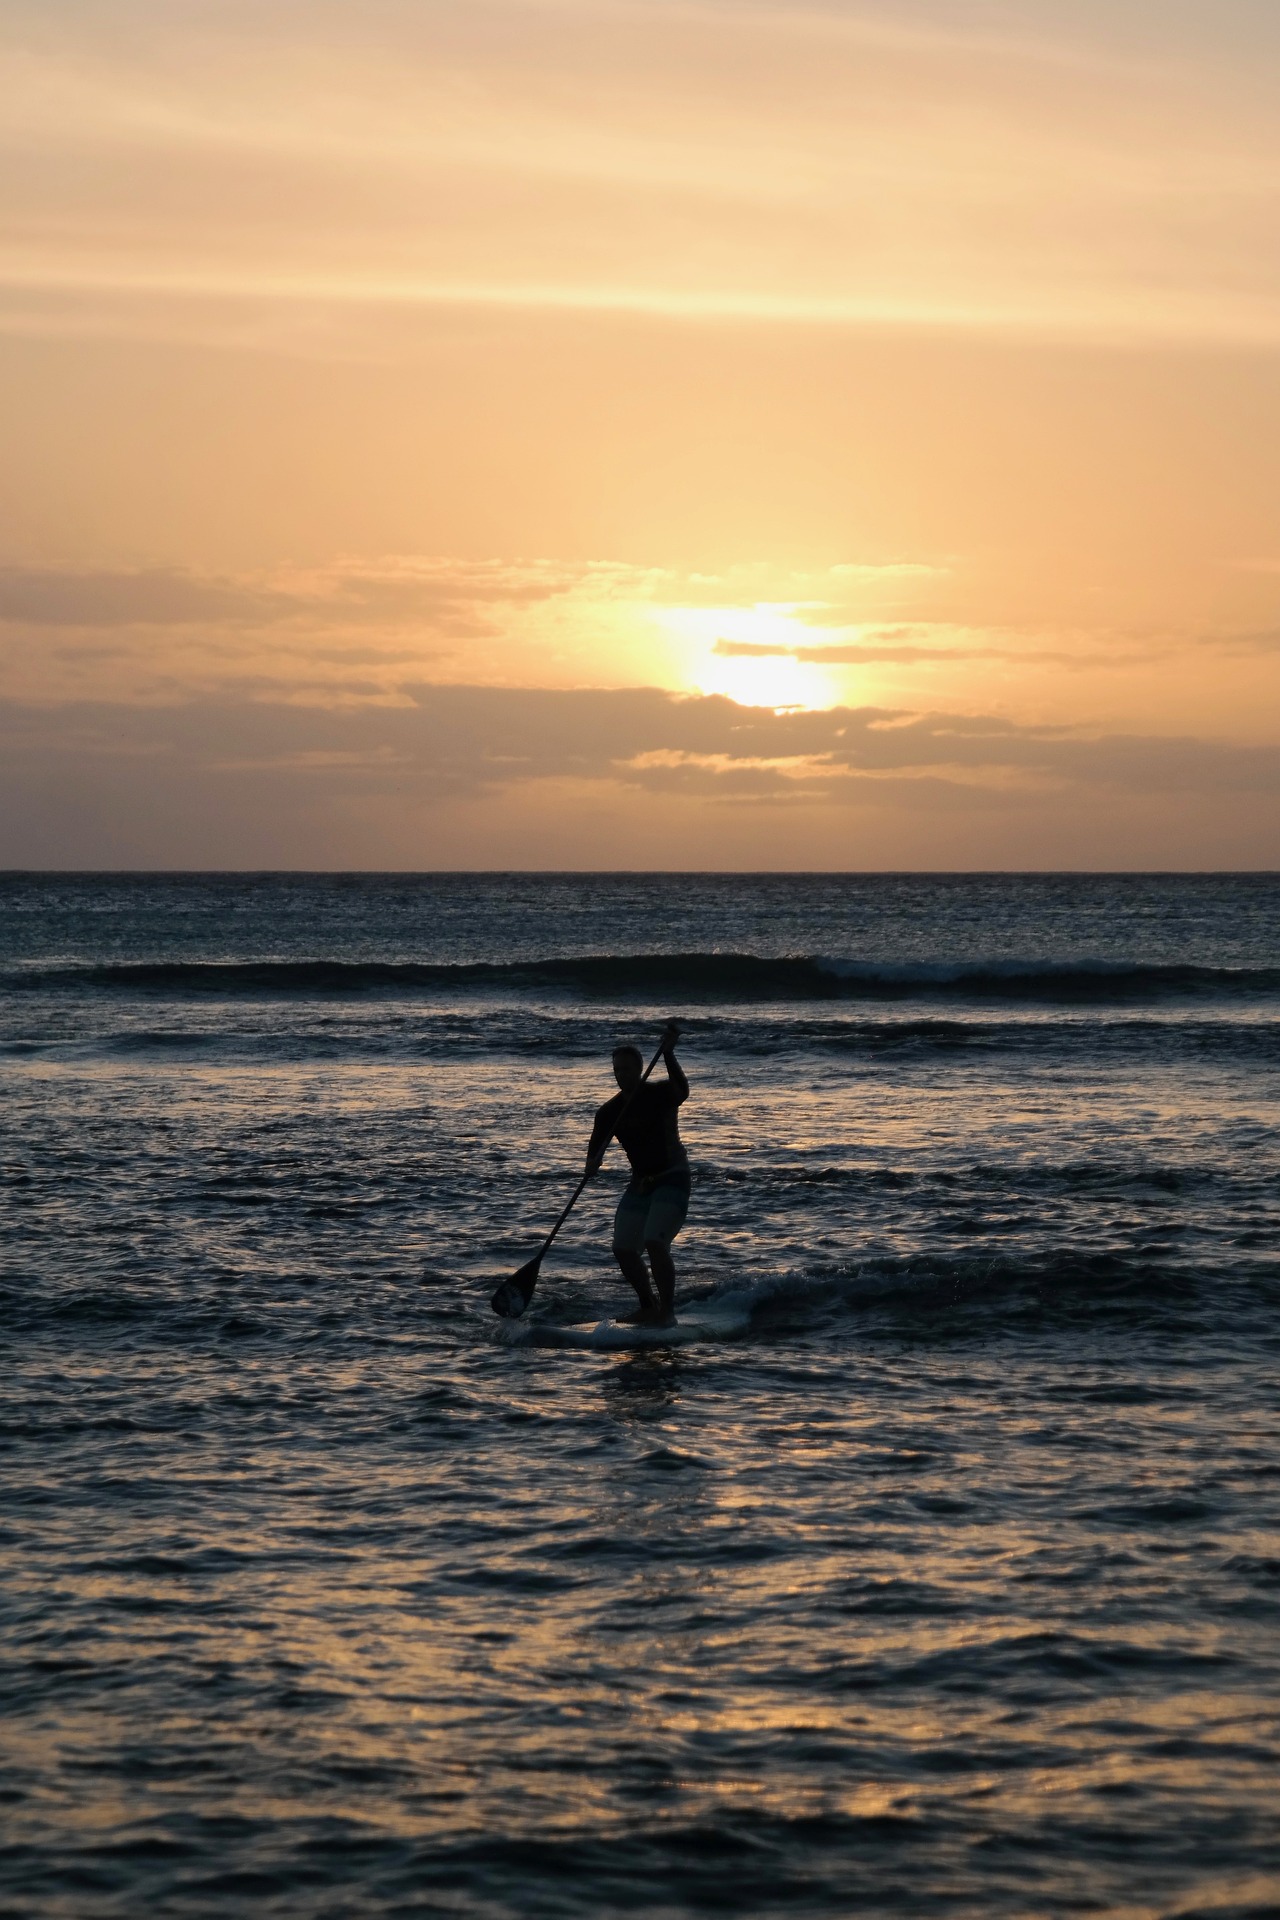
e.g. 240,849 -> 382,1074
716,635 -> 969,665
0,559 -> 943,643
3,683 -> 1276,801
0,560 -> 575,632
1200,625 -> 1280,655
0,557 -> 982,709
711,631 -> 1166,671
0,567 -> 278,628
0,559 -> 615,707
3,683 -> 1275,866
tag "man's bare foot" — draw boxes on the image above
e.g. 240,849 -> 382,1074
616,1304 -> 662,1326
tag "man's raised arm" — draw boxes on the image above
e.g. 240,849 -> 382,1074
661,1022 -> 688,1103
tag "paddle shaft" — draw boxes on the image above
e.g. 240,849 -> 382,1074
533,1035 -> 668,1262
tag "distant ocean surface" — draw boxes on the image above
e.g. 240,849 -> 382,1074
2,872 -> 1278,1920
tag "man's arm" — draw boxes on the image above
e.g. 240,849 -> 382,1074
585,1103 -> 614,1174
661,1022 -> 688,1104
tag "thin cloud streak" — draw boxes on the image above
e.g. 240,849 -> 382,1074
3,270 -> 1280,354
712,634 -> 1163,670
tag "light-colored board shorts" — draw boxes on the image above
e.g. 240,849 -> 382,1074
613,1180 -> 690,1255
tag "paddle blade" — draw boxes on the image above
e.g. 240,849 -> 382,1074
491,1253 -> 543,1318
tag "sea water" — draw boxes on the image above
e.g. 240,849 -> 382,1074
1,872 -> 1277,1918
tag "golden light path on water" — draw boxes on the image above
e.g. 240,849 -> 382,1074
4,873 -> 1279,1919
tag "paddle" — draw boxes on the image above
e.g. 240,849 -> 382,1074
490,1030 -> 671,1318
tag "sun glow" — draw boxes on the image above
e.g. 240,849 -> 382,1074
657,605 -> 845,711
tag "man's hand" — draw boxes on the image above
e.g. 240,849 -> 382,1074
659,1020 -> 689,1103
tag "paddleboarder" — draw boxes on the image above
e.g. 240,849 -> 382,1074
587,1022 -> 690,1326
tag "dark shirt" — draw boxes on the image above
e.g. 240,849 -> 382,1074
590,1078 -> 689,1186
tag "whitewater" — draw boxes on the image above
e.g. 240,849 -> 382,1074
2,871 -> 1278,1919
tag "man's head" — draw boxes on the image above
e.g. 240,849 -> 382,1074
611,1044 -> 643,1091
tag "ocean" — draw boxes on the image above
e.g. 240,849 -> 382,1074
2,871 -> 1278,1919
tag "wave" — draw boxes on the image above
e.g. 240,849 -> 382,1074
9,1016 -> 1275,1071
515,1246 -> 1276,1353
4,952 -> 1279,1003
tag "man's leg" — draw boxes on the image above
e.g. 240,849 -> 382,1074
613,1190 -> 658,1317
615,1249 -> 657,1315
641,1186 -> 689,1323
644,1239 -> 676,1319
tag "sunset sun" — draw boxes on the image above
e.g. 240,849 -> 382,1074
657,605 -> 846,711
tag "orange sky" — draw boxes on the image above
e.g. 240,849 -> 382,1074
2,0 -> 1278,867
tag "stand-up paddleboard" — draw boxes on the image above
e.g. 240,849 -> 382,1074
498,1296 -> 751,1351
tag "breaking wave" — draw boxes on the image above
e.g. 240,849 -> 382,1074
5,953 -> 1279,1002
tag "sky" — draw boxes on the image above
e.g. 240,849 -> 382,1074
2,0 -> 1279,868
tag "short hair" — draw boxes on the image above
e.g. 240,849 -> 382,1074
612,1044 -> 643,1071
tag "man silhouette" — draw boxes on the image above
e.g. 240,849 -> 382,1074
586,1022 -> 690,1326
